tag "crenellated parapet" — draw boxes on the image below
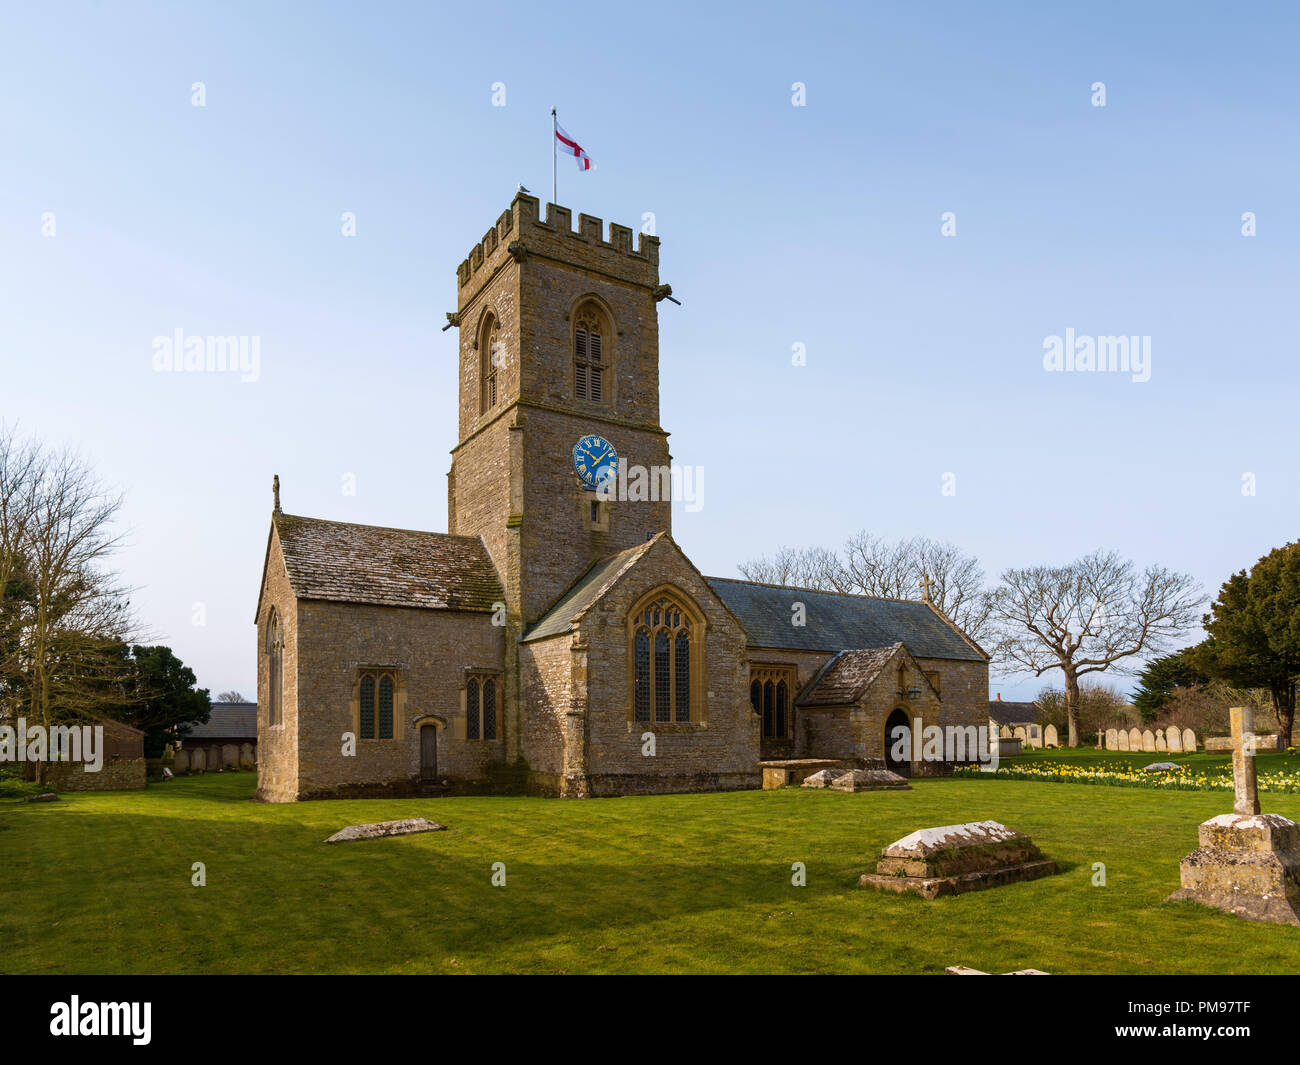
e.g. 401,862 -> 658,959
456,193 -> 659,309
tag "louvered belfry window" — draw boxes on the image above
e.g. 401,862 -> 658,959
574,307 -> 604,402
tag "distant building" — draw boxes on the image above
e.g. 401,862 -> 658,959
178,702 -> 257,772
989,694 -> 1043,747
45,718 -> 146,791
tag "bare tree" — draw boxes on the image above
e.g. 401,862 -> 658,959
738,532 -> 992,645
989,550 -> 1204,747
0,430 -> 136,781
217,690 -> 246,703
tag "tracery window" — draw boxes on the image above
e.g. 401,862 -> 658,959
749,666 -> 795,739
266,609 -> 283,726
631,595 -> 694,723
466,673 -> 499,740
480,314 -> 501,412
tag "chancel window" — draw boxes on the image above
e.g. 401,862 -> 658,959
574,306 -> 606,403
357,670 -> 397,740
266,609 -> 283,726
750,667 -> 795,740
466,673 -> 499,740
631,595 -> 694,723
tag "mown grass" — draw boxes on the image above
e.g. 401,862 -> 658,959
3,770 -> 1300,975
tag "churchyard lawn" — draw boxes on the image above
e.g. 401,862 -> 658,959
4,770 -> 1300,975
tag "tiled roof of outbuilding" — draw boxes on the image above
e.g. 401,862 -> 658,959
182,703 -> 258,740
705,578 -> 986,661
275,514 -> 503,612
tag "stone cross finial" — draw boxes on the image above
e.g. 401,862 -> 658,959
919,573 -> 935,603
1230,705 -> 1261,816
273,474 -> 281,514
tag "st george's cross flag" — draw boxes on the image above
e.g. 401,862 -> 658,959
555,124 -> 595,171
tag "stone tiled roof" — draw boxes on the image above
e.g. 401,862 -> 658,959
705,578 -> 986,661
988,700 -> 1039,725
797,646 -> 903,706
275,514 -> 503,613
524,537 -> 660,642
183,703 -> 258,740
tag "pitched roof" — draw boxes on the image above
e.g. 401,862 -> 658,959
798,646 -> 902,706
523,537 -> 659,642
705,578 -> 986,661
182,703 -> 258,740
988,700 -> 1039,725
274,514 -> 503,613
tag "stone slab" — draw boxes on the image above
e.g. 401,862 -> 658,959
830,768 -> 911,792
860,859 -> 1059,899
324,818 -> 447,843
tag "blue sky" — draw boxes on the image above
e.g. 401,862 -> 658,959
2,1 -> 1296,700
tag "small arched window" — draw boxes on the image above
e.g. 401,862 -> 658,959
480,314 -> 501,412
631,594 -> 695,723
357,670 -> 398,740
573,304 -> 606,403
266,609 -> 283,726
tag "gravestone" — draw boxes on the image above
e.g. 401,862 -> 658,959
830,768 -> 911,792
190,748 -> 206,773
1014,726 -> 1026,742
174,749 -> 190,773
1117,731 -> 1129,751
222,744 -> 239,769
1156,729 -> 1167,752
1183,728 -> 1196,752
325,818 -> 447,843
1142,729 -> 1156,752
801,770 -> 836,789
1105,728 -> 1118,750
1168,706 -> 1300,926
1000,726 -> 1011,739
1129,728 -> 1143,750
1167,728 -> 1182,753
858,821 -> 1058,899
239,743 -> 256,769
1045,725 -> 1059,748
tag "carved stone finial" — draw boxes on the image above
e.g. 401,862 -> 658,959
273,474 -> 281,514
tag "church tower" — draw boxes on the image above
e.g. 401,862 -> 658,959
447,194 -> 673,757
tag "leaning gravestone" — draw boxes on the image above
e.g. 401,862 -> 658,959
858,821 -> 1058,899
1168,706 -> 1300,925
325,819 -> 447,844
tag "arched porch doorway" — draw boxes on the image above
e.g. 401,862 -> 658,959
884,707 -> 911,778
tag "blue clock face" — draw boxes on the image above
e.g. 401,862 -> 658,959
573,434 -> 617,490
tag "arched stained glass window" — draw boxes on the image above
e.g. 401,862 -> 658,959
630,593 -> 696,724
467,677 -> 480,740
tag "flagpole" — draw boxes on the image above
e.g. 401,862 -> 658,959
551,106 -> 557,210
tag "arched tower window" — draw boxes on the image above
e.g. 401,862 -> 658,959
573,303 -> 607,403
266,609 -> 283,726
629,592 -> 698,723
480,314 -> 501,413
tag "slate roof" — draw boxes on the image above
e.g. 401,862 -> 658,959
705,578 -> 986,661
524,537 -> 659,642
182,703 -> 258,740
988,700 -> 1039,725
274,514 -> 503,612
798,646 -> 902,707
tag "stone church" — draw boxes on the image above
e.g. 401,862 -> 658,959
254,193 -> 989,801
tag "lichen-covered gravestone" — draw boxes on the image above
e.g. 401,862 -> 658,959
325,818 -> 446,843
1168,707 -> 1300,926
858,821 -> 1058,899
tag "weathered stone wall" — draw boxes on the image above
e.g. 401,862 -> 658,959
286,598 -> 505,801
45,758 -> 146,792
518,633 -> 572,789
915,656 -> 988,741
256,528 -> 300,802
